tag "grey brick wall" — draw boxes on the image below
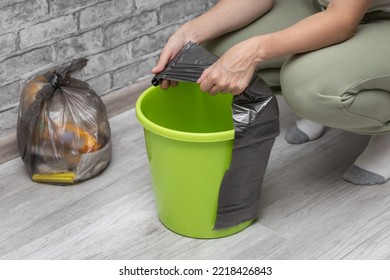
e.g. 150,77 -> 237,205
0,0 -> 218,137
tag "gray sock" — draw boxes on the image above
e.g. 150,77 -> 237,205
343,165 -> 386,186
285,123 -> 310,144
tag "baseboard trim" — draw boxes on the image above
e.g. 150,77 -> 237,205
102,78 -> 151,118
0,132 -> 18,165
0,78 -> 152,165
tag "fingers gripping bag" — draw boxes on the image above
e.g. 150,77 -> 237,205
17,58 -> 112,184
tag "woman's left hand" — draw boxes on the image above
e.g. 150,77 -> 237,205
197,37 -> 263,95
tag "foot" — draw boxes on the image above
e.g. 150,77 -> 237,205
285,119 -> 325,144
343,134 -> 390,185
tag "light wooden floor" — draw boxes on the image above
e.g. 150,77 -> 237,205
0,96 -> 389,260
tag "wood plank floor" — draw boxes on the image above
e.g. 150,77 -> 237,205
0,96 -> 389,260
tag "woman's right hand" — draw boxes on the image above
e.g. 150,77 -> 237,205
152,30 -> 189,89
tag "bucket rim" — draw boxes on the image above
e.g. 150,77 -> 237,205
135,85 -> 235,143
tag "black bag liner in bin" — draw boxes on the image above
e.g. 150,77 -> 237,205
152,42 -> 280,230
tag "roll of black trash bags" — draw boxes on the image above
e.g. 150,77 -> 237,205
152,42 -> 280,229
17,58 -> 112,184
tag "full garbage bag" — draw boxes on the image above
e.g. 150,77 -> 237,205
152,42 -> 280,229
17,58 -> 111,184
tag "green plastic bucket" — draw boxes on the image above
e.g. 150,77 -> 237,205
136,82 -> 252,238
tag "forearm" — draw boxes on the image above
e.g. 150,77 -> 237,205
255,0 -> 371,62
179,0 -> 274,44
258,11 -> 359,60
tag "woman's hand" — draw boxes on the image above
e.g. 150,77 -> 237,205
197,37 -> 264,95
152,31 -> 189,89
152,0 -> 274,91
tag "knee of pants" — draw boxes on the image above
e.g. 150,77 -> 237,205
280,55 -> 390,135
280,54 -> 335,124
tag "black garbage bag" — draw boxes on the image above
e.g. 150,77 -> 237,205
152,42 -> 280,229
17,58 -> 111,184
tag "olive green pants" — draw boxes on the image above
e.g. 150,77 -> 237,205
204,0 -> 390,135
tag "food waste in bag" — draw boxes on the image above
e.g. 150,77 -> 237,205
152,42 -> 280,229
17,58 -> 112,184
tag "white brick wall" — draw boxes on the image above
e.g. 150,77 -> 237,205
0,0 -> 218,137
